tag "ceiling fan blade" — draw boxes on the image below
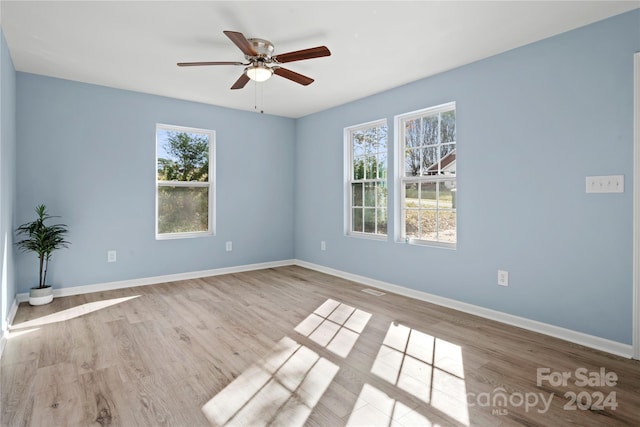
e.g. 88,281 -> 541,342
231,73 -> 251,90
273,67 -> 314,86
177,61 -> 245,67
223,30 -> 258,56
273,46 -> 331,63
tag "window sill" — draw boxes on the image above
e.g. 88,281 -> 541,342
346,232 -> 388,242
156,231 -> 214,240
398,238 -> 456,250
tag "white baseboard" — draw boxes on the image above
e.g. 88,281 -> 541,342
294,260 -> 634,358
9,258 -> 633,359
16,259 -> 296,302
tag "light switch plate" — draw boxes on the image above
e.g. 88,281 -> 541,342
585,175 -> 624,193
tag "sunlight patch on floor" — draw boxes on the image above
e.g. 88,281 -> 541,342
370,322 -> 469,425
202,336 -> 339,427
294,298 -> 371,358
346,383 -> 441,427
12,295 -> 140,329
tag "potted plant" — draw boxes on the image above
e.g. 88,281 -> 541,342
15,204 -> 70,305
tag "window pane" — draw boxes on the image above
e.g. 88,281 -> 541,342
364,182 -> 376,207
377,182 -> 387,208
365,156 -> 378,180
438,210 -> 456,242
405,148 -> 420,177
378,128 -> 388,152
441,144 -> 456,176
377,209 -> 387,235
365,135 -> 378,156
423,115 -> 439,145
451,184 -> 457,209
420,182 -> 437,209
378,153 -> 388,179
158,186 -> 209,234
441,110 -> 456,143
439,181 -> 456,209
353,157 -> 365,180
405,209 -> 419,239
420,210 -> 437,241
405,183 -> 419,208
352,183 -> 363,207
352,208 -> 363,232
405,119 -> 422,148
422,146 -> 438,175
364,208 -> 376,233
157,130 -> 209,182
353,131 -> 365,157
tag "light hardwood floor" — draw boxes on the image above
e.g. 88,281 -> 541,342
1,266 -> 639,426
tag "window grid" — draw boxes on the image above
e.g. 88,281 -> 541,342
156,123 -> 215,240
346,120 -> 388,238
398,103 -> 456,246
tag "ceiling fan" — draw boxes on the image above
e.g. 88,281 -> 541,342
177,30 -> 331,90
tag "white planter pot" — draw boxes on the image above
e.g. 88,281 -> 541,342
29,286 -> 53,306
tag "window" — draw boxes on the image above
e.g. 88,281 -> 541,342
396,103 -> 456,246
156,124 -> 214,239
345,119 -> 388,238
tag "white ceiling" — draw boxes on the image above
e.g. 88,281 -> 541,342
1,1 -> 638,118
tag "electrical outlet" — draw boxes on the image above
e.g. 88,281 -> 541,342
107,250 -> 117,263
321,241 -> 326,251
226,241 -> 232,252
498,270 -> 509,286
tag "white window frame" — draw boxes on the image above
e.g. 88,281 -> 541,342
344,118 -> 388,240
155,123 -> 215,240
395,102 -> 456,248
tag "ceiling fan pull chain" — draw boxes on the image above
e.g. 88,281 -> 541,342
254,79 -> 258,112
253,80 -> 265,114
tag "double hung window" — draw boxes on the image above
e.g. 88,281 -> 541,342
396,103 -> 456,246
156,124 -> 214,239
345,120 -> 388,237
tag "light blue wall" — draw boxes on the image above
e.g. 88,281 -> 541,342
295,10 -> 640,344
16,74 -> 295,291
1,28 -> 17,331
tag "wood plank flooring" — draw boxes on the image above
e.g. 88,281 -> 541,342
1,265 -> 639,426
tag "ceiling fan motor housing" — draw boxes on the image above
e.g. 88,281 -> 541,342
246,38 -> 275,62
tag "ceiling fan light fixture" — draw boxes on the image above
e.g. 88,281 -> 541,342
246,64 -> 273,82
